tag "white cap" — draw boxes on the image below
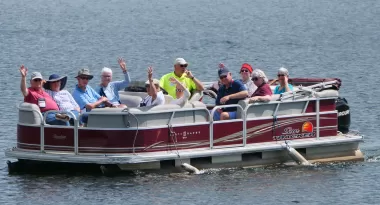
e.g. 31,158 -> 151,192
30,72 -> 43,80
145,79 -> 160,85
174,58 -> 187,65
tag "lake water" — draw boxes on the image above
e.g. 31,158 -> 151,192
1,0 -> 379,204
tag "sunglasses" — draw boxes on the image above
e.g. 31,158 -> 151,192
33,79 -> 42,82
179,64 -> 188,68
219,75 -> 228,80
277,74 -> 285,77
252,77 -> 259,81
176,89 -> 183,92
80,77 -> 90,80
240,70 -> 250,73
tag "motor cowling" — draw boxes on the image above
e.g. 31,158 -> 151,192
336,97 -> 350,134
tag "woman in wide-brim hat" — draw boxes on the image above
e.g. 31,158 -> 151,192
43,74 -> 68,91
44,74 -> 80,125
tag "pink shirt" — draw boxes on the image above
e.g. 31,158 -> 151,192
24,88 -> 59,112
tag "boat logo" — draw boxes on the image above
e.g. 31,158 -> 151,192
302,121 -> 313,133
53,134 -> 67,140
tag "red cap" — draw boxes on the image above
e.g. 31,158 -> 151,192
240,63 -> 253,73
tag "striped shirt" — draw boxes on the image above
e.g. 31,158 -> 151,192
45,89 -> 79,111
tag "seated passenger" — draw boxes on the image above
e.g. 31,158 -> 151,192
273,67 -> 294,94
214,65 -> 248,121
140,66 -> 165,107
160,58 -> 204,99
72,68 -> 110,124
237,63 -> 257,97
44,74 -> 80,125
19,65 -> 66,125
95,57 -> 131,108
249,69 -> 272,102
169,77 -> 190,107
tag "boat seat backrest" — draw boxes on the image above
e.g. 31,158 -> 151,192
119,95 -> 142,108
87,103 -> 209,128
119,91 -> 148,99
18,102 -> 42,125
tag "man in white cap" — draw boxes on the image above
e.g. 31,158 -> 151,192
159,58 -> 204,99
19,65 -> 66,125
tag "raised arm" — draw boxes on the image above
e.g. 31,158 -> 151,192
147,66 -> 158,101
185,70 -> 204,91
169,77 -> 191,98
19,65 -> 28,97
113,57 -> 131,90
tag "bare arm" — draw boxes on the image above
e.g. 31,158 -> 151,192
147,66 -> 158,101
229,90 -> 248,100
85,97 -> 108,110
185,70 -> 204,91
19,65 -> 28,97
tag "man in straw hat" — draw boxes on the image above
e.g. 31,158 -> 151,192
72,68 -> 111,124
44,74 -> 80,125
19,65 -> 67,125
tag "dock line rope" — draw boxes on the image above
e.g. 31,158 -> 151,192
122,108 -> 139,155
168,123 -> 183,164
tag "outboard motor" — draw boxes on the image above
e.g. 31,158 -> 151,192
336,97 -> 350,134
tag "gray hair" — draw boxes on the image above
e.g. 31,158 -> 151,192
278,67 -> 289,76
101,67 -> 113,75
252,69 -> 268,83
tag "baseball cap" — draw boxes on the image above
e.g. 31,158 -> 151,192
30,72 -> 43,80
174,58 -> 187,65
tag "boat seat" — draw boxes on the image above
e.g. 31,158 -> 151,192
87,103 -> 209,128
119,95 -> 142,108
18,102 -> 43,125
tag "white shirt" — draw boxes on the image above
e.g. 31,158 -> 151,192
45,89 -> 79,111
141,91 -> 165,107
242,79 -> 257,97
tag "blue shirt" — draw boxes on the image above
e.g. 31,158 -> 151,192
216,80 -> 247,111
274,84 -> 294,94
95,72 -> 131,105
72,85 -> 102,110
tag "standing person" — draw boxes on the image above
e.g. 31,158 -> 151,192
44,74 -> 80,125
72,68 -> 110,124
19,65 -> 66,125
160,58 -> 204,99
214,64 -> 248,121
249,69 -> 273,102
237,63 -> 257,97
273,67 -> 293,94
140,66 -> 165,107
95,57 -> 131,108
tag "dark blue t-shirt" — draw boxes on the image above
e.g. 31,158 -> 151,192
216,80 -> 247,111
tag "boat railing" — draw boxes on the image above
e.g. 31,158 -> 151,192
210,104 -> 245,148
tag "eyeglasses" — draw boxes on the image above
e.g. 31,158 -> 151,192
80,77 -> 90,80
240,70 -> 250,73
179,64 -> 188,68
252,77 -> 259,81
176,89 -> 183,92
219,75 -> 227,80
277,74 -> 285,77
51,80 -> 60,83
33,79 -> 42,82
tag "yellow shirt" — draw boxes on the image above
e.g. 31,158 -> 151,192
159,72 -> 196,99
